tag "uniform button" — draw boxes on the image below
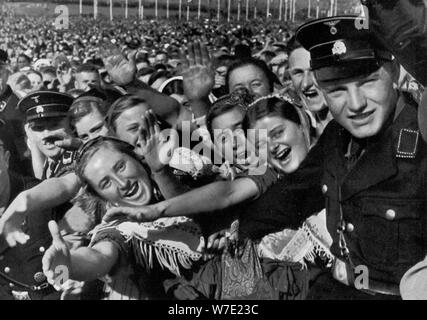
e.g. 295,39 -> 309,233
322,184 -> 328,194
385,209 -> 396,221
39,246 -> 45,253
4,267 -> 10,274
346,223 -> 354,233
9,283 -> 14,288
34,272 -> 46,283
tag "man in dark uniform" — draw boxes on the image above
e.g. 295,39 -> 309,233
0,50 -> 32,176
292,16 -> 427,299
0,121 -> 60,300
18,91 -> 76,180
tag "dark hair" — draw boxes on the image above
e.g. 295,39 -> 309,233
40,66 -> 56,76
106,94 -> 148,132
69,96 -> 107,131
226,57 -> 279,93
18,54 -> 31,63
26,69 -> 42,80
243,96 -> 301,132
206,88 -> 254,138
286,36 -> 303,56
75,63 -> 99,75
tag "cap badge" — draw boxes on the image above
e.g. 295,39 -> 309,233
332,41 -> 347,56
36,106 -> 44,114
324,20 -> 340,35
31,95 -> 40,104
0,101 -> 6,112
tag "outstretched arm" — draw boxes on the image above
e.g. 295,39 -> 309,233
0,173 -> 81,247
43,221 -> 119,284
103,177 -> 259,223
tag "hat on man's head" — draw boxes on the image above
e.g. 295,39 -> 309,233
296,16 -> 393,83
18,91 -> 74,122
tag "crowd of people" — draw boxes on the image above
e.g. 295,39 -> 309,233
1,0 -> 427,300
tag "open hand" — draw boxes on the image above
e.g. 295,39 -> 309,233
100,44 -> 137,86
0,193 -> 31,247
42,221 -> 72,289
180,41 -> 214,101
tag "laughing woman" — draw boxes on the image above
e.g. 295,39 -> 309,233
42,137 -> 203,300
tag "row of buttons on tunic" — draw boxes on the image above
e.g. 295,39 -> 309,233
1,246 -> 47,287
322,183 -> 398,235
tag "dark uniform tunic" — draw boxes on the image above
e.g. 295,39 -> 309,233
41,150 -> 77,180
0,172 -> 60,300
304,93 -> 427,298
0,86 -> 32,176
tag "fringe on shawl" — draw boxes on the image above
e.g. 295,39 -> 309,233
300,222 -> 334,268
128,234 -> 201,277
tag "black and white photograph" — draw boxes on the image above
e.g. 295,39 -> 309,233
0,0 -> 426,304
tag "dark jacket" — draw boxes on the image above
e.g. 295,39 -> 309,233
0,86 -> 32,176
0,172 -> 60,300
310,93 -> 427,285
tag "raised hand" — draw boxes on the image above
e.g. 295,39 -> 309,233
135,110 -> 177,173
103,205 -> 161,223
0,193 -> 31,247
180,41 -> 214,101
54,136 -> 83,151
100,43 -> 137,87
42,221 -> 72,289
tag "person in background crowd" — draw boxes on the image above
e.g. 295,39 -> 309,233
17,54 -> 31,72
286,36 -> 332,138
74,64 -> 101,92
0,51 -> 32,176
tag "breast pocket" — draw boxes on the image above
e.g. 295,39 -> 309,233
358,198 -> 425,266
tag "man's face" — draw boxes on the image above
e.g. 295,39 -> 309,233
319,62 -> 398,139
28,117 -> 73,160
0,140 -> 10,208
17,56 -> 30,70
27,72 -> 43,91
155,53 -> 168,65
228,64 -> 271,99
75,72 -> 100,91
0,65 -> 9,95
288,48 -> 327,113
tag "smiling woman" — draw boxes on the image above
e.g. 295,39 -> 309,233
41,136 -> 203,300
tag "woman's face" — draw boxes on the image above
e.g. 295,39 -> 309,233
228,64 -> 271,99
27,72 -> 43,91
75,107 -> 110,143
114,103 -> 150,154
84,145 -> 152,207
252,115 -> 308,174
211,107 -> 247,164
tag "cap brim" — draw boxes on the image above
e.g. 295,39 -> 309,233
418,90 -> 427,142
27,113 -> 68,122
315,59 -> 382,83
